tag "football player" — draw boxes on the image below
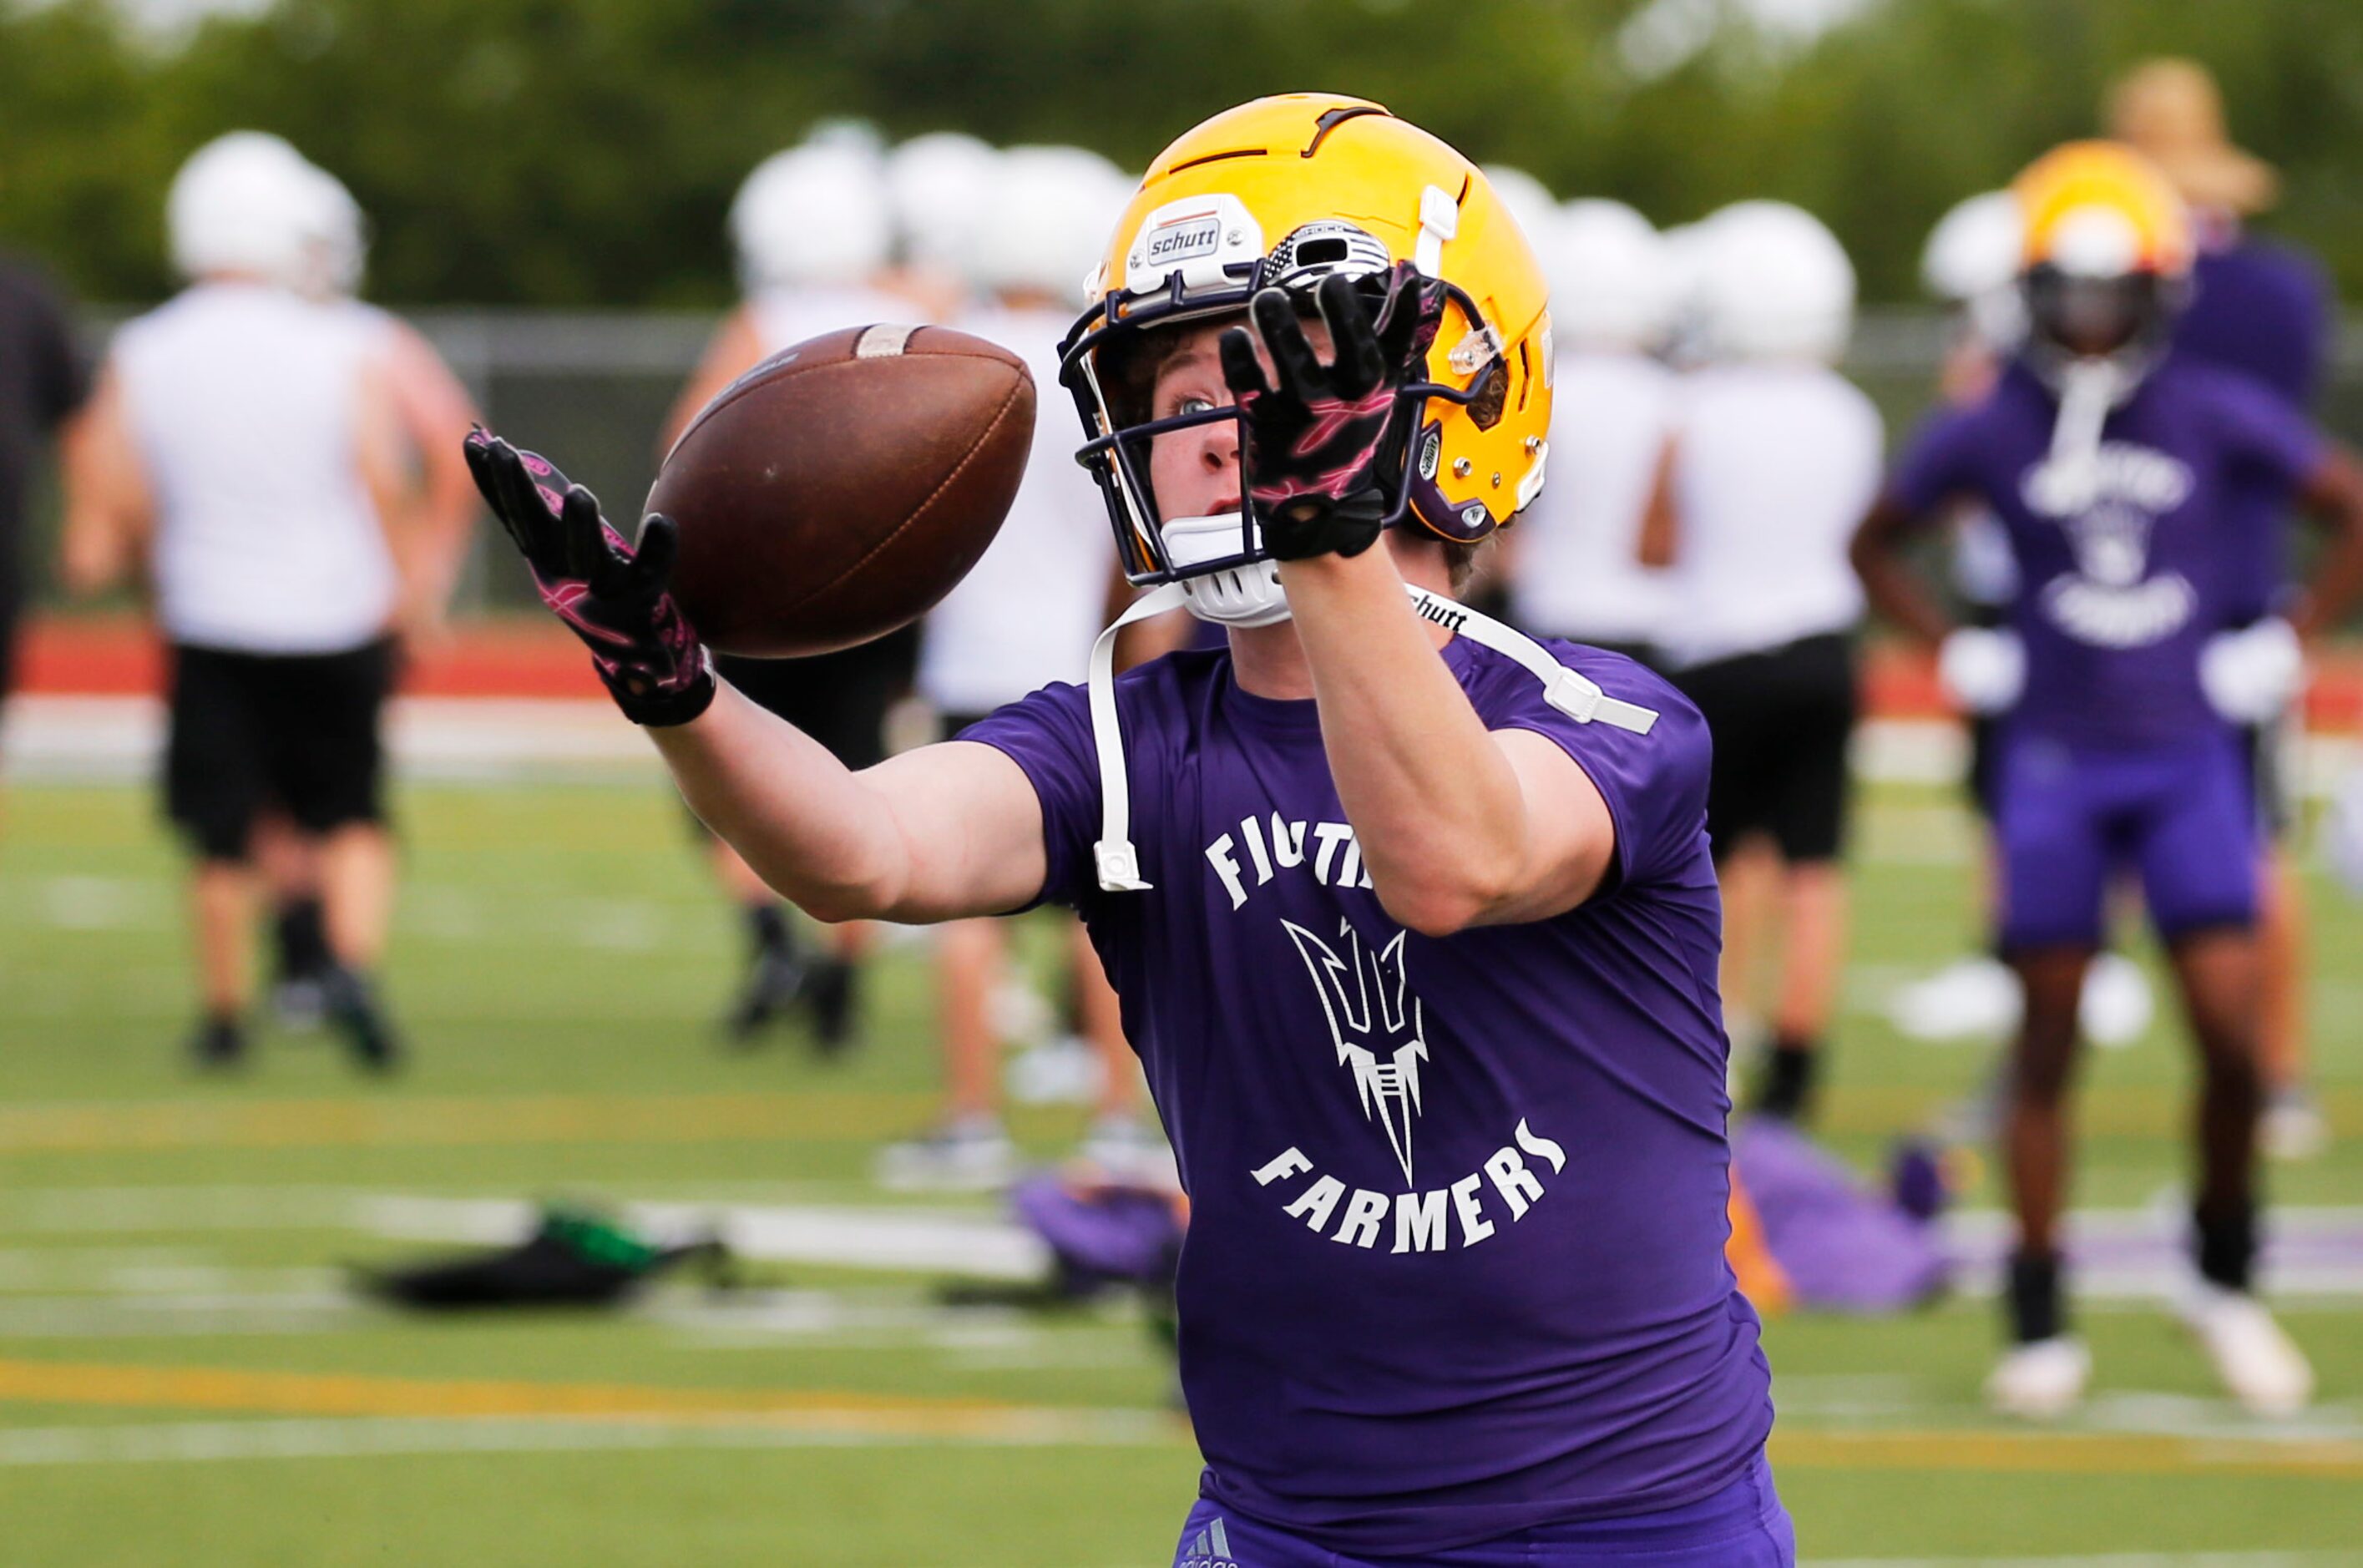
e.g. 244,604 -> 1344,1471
1650,201 -> 1884,1123
660,130 -> 918,1050
0,244 -> 90,808
60,133 -> 458,1070
1503,199 -> 1677,667
1852,142 -> 2363,1419
468,96 -> 1790,1565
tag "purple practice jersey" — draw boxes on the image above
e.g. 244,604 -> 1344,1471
1890,359 -> 2323,749
2173,238 -> 2334,623
964,640 -> 1772,1556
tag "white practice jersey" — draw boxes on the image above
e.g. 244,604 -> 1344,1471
1508,350 -> 1677,647
114,281 -> 397,654
918,303 -> 1113,716
1657,362 -> 1884,668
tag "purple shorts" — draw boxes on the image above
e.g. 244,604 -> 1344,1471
1995,730 -> 2258,951
1170,1452 -> 1794,1567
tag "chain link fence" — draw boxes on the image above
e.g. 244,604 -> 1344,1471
34,305 -> 2363,618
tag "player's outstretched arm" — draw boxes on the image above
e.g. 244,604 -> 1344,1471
1222,268 -> 1615,935
464,429 -> 1047,925
1849,492 -> 1953,647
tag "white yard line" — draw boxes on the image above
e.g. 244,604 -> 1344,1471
0,1409 -> 1181,1467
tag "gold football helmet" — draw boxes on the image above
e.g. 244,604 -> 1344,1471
1060,94 -> 1553,599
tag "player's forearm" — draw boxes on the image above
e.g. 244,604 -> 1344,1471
1283,549 -> 1530,935
1849,500 -> 1952,646
647,684 -> 913,922
2291,454 -> 2363,641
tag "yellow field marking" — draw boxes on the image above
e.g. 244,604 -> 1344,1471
1814,1085 -> 2363,1139
1770,1426 -> 2363,1480
3,1359 -> 2359,1476
0,1358 -> 1174,1443
0,1091 -> 935,1153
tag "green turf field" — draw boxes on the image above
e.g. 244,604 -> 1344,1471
1,778 -> 2358,1567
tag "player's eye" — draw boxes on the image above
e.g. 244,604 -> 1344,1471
1174,395 -> 1215,417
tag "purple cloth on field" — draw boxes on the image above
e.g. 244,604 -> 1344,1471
1734,1116 -> 1948,1313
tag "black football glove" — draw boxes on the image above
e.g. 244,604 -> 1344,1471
464,428 -> 716,726
1218,260 -> 1448,561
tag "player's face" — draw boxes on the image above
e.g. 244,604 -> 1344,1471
1143,312 -> 1337,520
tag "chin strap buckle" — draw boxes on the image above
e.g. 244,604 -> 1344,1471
1093,839 -> 1153,894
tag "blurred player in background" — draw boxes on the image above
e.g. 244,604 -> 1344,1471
663,130 -> 918,1050
1890,190 -> 2154,1061
877,145 -> 1156,1190
1504,200 -> 1676,665
468,95 -> 1794,1565
2113,58 -> 2337,1159
59,132 -> 459,1070
0,240 -> 90,804
1652,201 -> 1883,1122
250,149 -> 480,1026
1854,142 -> 2363,1419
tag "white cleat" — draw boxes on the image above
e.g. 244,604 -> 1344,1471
2078,952 -> 2154,1050
2178,1282 -> 2315,1417
2261,1089 -> 2330,1162
1888,957 -> 2021,1043
874,1118 -> 1019,1193
1986,1337 -> 2091,1420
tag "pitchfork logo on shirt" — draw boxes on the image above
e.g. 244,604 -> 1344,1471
1283,918 -> 1429,1186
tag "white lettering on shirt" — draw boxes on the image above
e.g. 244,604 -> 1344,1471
1252,1123 -> 1566,1256
1333,1188 -> 1389,1248
1206,833 -> 1250,911
1283,1175 -> 1346,1233
1205,817 -> 1378,907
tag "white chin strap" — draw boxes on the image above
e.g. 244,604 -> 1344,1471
1159,512 -> 1292,628
1083,582 -> 1660,894
2047,357 -> 2126,515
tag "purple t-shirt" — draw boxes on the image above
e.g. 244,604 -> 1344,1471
963,639 -> 1771,1555
1890,359 -> 2323,749
2174,240 -> 2333,622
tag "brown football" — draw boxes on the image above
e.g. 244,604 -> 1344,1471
648,323 -> 1035,658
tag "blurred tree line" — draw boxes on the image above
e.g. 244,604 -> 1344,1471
3,0 -> 2361,309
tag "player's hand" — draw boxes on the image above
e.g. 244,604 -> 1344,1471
2199,616 -> 2305,725
1220,260 -> 1446,561
463,427 -> 716,727
1937,626 -> 2025,716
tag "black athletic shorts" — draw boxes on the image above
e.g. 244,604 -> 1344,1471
713,625 -> 917,771
1672,631 -> 1857,865
164,639 -> 394,862
0,603 -> 18,710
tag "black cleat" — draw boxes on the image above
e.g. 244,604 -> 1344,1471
804,956 -> 861,1058
190,1016 -> 247,1070
723,950 -> 807,1046
322,967 -> 402,1074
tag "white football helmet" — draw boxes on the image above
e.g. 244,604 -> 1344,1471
885,130 -> 1001,286
1921,190 -> 2025,352
1480,164 -> 1559,248
167,132 -> 351,296
1550,199 -> 1671,352
971,145 -> 1133,304
1693,200 -> 1855,363
730,137 -> 894,294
